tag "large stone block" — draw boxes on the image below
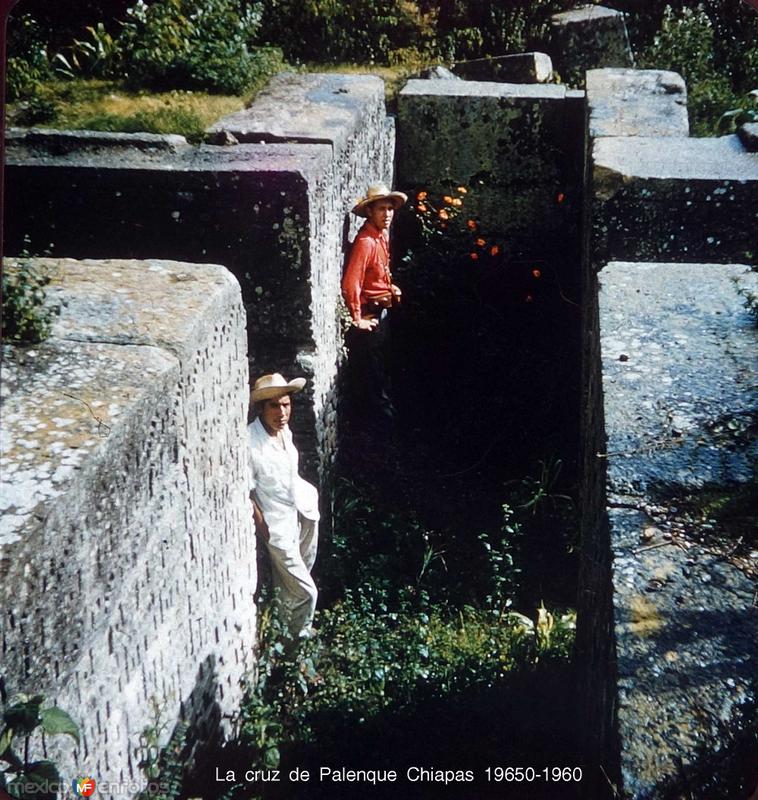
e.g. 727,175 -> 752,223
591,135 -> 758,268
597,261 -> 757,798
550,5 -> 633,87
0,258 -> 255,792
453,52 -> 553,84
587,68 -> 689,138
397,80 -> 584,256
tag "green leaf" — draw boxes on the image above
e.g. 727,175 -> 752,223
0,727 -> 13,757
26,760 -> 60,782
39,708 -> 80,745
3,696 -> 43,736
12,761 -> 60,800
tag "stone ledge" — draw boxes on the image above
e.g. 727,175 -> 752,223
552,4 -> 625,24
593,134 -> 758,180
598,261 -> 758,798
400,78 -> 566,100
207,72 -> 385,155
5,127 -> 190,156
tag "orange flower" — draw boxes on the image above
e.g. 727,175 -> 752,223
532,268 -> 541,279
475,238 -> 486,247
417,203 -> 428,213
417,191 -> 428,200
470,252 -> 479,260
490,245 -> 500,256
556,192 -> 565,203
443,195 -> 454,204
438,209 -> 449,220
452,198 -> 462,207
457,186 -> 468,194
466,219 -> 477,230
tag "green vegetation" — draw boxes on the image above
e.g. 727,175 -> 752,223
636,4 -> 758,136
213,471 -> 576,798
7,80 -> 245,141
2,246 -> 58,345
0,693 -> 80,800
7,0 -> 755,137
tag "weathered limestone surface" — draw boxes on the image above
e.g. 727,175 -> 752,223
397,80 -> 584,257
586,68 -> 689,138
591,135 -> 758,268
453,52 -> 553,83
0,258 -> 255,790
5,75 -> 393,476
550,5 -> 633,87
598,261 -> 757,798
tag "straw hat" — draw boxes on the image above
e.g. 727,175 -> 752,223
251,373 -> 306,403
351,183 -> 408,217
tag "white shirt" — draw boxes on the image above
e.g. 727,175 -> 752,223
248,418 -> 319,548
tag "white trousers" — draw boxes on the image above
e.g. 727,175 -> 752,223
266,514 -> 318,642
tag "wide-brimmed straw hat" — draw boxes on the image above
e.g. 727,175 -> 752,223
251,373 -> 306,403
351,183 -> 408,217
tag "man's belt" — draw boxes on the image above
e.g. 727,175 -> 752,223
361,293 -> 393,315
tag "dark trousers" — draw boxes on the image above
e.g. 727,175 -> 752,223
345,309 -> 395,422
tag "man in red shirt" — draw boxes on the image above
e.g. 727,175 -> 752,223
342,183 -> 407,424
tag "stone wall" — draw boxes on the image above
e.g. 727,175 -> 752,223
577,68 -> 758,798
600,262 -> 757,798
4,72 -> 395,479
396,79 -> 585,286
0,258 -> 255,791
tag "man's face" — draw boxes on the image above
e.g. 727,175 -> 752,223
367,199 -> 395,231
261,394 -> 291,433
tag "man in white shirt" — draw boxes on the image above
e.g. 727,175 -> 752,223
249,373 -> 319,644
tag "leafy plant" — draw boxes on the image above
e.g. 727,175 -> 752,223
2,243 -> 58,345
117,0 -> 281,95
52,23 -> 122,79
718,90 -> 758,135
13,96 -> 60,127
258,0 -> 435,64
6,13 -> 53,101
637,4 -> 745,135
0,693 -> 79,800
135,696 -> 188,800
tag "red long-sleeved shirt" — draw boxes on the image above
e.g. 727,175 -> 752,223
341,221 -> 393,323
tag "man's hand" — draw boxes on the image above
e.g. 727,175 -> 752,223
354,318 -> 378,331
251,499 -> 270,542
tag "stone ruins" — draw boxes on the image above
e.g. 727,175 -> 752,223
2,5 -> 756,798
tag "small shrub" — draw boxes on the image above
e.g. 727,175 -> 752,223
52,22 -> 123,79
0,693 -> 80,800
637,4 -> 744,135
717,89 -> 758,135
6,14 -> 52,101
118,0 -> 280,94
2,247 -> 57,345
258,0 -> 434,64
13,95 -> 60,126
